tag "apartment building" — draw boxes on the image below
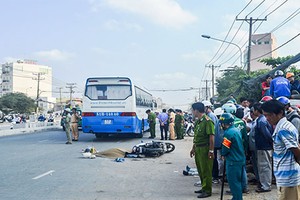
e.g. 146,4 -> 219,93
1,59 -> 55,112
249,33 -> 277,71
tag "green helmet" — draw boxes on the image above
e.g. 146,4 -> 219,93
219,113 -> 234,125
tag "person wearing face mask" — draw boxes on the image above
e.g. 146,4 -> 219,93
220,113 -> 245,200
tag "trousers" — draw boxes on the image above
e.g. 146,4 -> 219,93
195,146 -> 213,194
227,162 -> 244,200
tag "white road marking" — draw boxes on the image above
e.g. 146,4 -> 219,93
32,170 -> 55,180
38,140 -> 49,143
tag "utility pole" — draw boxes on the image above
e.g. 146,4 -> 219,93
236,17 -> 267,74
33,72 -> 45,113
66,83 -> 76,108
57,87 -> 63,115
205,65 -> 220,97
201,80 -> 211,100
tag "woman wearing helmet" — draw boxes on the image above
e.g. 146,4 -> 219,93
220,113 -> 245,200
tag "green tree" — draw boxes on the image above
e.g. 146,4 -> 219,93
0,92 -> 36,114
216,54 -> 300,104
259,56 -> 293,69
216,67 -> 268,103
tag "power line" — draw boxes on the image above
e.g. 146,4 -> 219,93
253,5 -> 298,43
148,87 -> 200,92
265,0 -> 288,18
245,0 -> 266,17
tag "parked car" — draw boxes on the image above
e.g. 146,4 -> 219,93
60,108 -> 82,131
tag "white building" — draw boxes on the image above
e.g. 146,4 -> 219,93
1,59 -> 55,113
249,33 -> 277,71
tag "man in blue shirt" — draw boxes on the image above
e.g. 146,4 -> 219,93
253,103 -> 273,193
261,100 -> 300,200
269,70 -> 291,98
157,109 -> 169,140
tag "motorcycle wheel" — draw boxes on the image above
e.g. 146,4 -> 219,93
187,128 -> 194,137
165,143 -> 175,153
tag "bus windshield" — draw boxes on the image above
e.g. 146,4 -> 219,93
85,85 -> 131,100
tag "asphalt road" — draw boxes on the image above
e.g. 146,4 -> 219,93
0,128 -> 278,200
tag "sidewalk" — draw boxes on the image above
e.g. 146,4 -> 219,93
0,121 -> 61,137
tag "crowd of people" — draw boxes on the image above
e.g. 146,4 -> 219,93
188,96 -> 300,199
145,70 -> 300,199
261,69 -> 300,98
187,70 -> 300,199
146,108 -> 186,140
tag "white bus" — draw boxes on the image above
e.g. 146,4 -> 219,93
82,77 -> 154,138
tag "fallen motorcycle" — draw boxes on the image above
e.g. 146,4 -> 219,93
126,141 -> 175,158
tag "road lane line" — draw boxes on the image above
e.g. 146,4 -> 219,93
32,170 -> 55,180
38,140 -> 49,143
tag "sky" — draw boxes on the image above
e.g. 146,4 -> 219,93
0,0 -> 299,110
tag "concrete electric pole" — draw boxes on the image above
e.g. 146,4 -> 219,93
236,17 -> 267,74
33,72 -> 45,113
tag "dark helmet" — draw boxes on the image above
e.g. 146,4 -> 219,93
276,96 -> 290,106
260,96 -> 273,103
219,113 -> 234,125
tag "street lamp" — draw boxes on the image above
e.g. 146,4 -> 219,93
201,34 -> 243,68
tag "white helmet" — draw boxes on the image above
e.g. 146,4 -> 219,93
202,100 -> 212,107
214,107 -> 224,116
65,108 -> 71,112
274,70 -> 284,77
221,103 -> 237,114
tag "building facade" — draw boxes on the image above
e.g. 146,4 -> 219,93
1,60 -> 55,113
249,33 -> 277,71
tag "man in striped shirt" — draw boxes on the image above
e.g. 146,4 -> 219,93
261,99 -> 300,200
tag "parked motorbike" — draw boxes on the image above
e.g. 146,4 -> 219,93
183,119 -> 194,137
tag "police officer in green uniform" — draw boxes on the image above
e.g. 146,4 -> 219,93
174,109 -> 184,139
190,102 -> 215,198
146,109 -> 156,139
64,108 -> 72,144
220,113 -> 245,200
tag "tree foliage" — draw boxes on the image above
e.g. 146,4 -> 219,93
259,55 -> 293,69
216,67 -> 270,104
216,54 -> 300,104
0,92 -> 36,114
